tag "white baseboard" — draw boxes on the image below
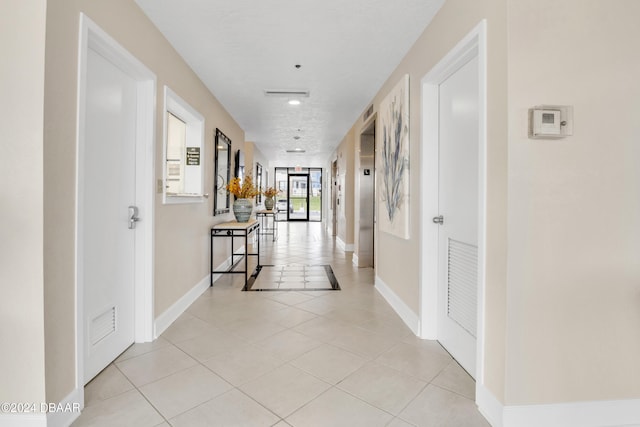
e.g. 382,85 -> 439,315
477,384 -> 504,427
47,387 -> 83,427
0,413 -> 46,427
374,275 -> 420,335
477,384 -> 640,427
0,387 -> 82,427
336,236 -> 354,252
153,247 -> 246,337
154,274 -> 210,338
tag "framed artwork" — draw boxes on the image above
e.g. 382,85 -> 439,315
377,74 -> 410,239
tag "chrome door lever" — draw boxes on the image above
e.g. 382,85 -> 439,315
128,206 -> 141,229
432,215 -> 444,225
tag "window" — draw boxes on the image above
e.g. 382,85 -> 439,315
163,86 -> 204,204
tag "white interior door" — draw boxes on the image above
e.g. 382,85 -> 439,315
437,55 -> 479,378
82,48 -> 137,383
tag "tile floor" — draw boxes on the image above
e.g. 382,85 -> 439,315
73,222 -> 489,427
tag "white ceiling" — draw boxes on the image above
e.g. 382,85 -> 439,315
136,0 -> 444,166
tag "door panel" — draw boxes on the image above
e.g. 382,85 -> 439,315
288,174 -> 309,221
83,48 -> 137,383
437,56 -> 479,377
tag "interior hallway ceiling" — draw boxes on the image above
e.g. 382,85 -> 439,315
136,0 -> 444,166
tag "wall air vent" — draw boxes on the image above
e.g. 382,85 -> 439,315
264,90 -> 310,97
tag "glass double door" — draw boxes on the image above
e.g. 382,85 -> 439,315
275,168 -> 322,222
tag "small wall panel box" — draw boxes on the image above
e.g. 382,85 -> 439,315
528,105 -> 573,139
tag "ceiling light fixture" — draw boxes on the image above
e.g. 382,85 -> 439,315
288,99 -> 301,105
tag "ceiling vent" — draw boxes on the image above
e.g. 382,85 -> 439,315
286,149 -> 306,153
264,90 -> 310,98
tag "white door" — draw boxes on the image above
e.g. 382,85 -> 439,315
436,56 -> 479,378
82,48 -> 137,383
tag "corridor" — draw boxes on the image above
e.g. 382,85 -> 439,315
73,222 -> 488,426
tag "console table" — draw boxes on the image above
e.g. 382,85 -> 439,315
256,209 -> 278,241
210,219 -> 260,288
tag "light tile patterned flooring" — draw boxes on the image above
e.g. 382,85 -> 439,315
73,222 -> 489,427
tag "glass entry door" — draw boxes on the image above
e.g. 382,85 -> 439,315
288,174 -> 309,221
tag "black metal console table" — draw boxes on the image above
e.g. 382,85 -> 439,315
210,219 -> 260,288
256,209 -> 278,242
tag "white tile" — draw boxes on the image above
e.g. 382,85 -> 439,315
337,362 -> 427,415
239,364 -> 331,418
203,343 -> 286,386
431,361 -> 476,400
286,388 -> 392,427
375,342 -> 452,382
254,329 -> 322,361
72,389 -> 163,427
169,389 -> 280,427
267,306 -> 318,328
139,364 -> 232,419
115,337 -> 171,363
115,345 -> 198,386
160,313 -> 216,343
291,343 -> 367,384
399,385 -> 490,427
174,328 -> 249,362
224,317 -> 287,342
329,324 -> 398,359
84,364 -> 134,407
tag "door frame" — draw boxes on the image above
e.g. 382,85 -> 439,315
76,14 -> 156,393
419,20 -> 487,384
287,172 -> 310,221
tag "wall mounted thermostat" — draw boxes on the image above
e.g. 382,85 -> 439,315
528,105 -> 573,139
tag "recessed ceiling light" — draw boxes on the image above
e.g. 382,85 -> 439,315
288,99 -> 301,105
286,148 -> 306,153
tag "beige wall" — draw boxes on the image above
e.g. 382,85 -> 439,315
43,0 -> 245,403
0,0 -> 47,405
505,0 -> 640,404
347,0 -> 509,399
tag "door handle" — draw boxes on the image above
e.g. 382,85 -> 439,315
128,206 -> 141,229
432,215 -> 444,225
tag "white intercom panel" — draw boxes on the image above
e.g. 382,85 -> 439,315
528,105 -> 573,139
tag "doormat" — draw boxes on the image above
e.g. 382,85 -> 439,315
244,264 -> 340,292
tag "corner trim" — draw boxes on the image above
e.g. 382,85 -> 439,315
336,236 -> 354,252
0,387 -> 83,427
47,386 -> 83,427
374,275 -> 420,335
352,253 -> 359,267
477,384 -> 503,427
503,398 -> 640,427
476,384 -> 640,427
154,275 -> 209,338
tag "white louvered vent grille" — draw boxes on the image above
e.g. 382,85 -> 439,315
447,238 -> 478,337
90,306 -> 116,347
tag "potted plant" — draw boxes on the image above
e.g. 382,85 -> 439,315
262,186 -> 279,210
226,175 -> 259,222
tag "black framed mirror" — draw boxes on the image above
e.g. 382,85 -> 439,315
214,128 -> 231,215
256,162 -> 263,204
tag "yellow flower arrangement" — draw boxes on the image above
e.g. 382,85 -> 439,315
226,175 -> 259,199
262,186 -> 279,198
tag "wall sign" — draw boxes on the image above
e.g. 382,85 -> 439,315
186,147 -> 200,165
